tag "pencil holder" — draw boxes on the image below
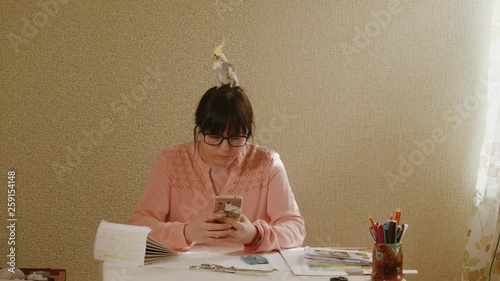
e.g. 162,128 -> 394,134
371,243 -> 403,281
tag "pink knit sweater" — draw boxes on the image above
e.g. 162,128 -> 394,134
129,141 -> 305,252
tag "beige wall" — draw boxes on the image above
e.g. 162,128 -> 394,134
0,1 -> 493,280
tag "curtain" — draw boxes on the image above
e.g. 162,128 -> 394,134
463,2 -> 500,280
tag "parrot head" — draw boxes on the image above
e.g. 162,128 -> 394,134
213,41 -> 228,62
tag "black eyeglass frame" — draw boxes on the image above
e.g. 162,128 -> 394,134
202,132 -> 250,147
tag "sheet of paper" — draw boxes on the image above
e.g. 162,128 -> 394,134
144,246 -> 283,272
280,247 -> 348,276
94,220 -> 151,267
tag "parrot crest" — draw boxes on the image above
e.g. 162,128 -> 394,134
213,41 -> 228,61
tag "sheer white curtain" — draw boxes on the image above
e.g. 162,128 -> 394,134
462,2 -> 500,280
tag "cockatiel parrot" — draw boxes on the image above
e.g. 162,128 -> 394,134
213,41 -> 239,87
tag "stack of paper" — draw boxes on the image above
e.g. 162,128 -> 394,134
304,247 -> 372,265
280,247 -> 351,276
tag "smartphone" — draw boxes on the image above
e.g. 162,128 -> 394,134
213,195 -> 243,221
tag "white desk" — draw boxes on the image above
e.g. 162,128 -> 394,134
101,246 -> 375,281
102,265 -> 373,281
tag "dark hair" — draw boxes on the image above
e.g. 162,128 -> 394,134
194,85 -> 253,141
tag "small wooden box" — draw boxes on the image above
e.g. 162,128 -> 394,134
19,268 -> 66,281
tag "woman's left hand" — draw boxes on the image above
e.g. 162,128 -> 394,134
218,214 -> 257,244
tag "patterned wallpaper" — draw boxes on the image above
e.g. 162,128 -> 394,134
0,1 -> 493,280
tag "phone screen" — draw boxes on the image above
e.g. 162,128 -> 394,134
214,195 -> 243,221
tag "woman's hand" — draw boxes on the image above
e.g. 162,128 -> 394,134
217,215 -> 257,244
184,213 -> 234,244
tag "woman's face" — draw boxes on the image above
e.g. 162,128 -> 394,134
198,129 -> 246,169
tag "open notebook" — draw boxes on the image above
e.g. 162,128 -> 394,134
94,220 -> 177,266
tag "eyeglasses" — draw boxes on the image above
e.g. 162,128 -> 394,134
202,133 -> 249,147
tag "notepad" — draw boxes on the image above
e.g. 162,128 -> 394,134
93,220 -> 178,267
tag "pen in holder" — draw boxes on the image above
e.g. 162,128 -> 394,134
369,209 -> 408,281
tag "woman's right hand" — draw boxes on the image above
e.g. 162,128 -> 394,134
184,213 -> 234,244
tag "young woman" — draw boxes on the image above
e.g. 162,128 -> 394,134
129,85 -> 305,253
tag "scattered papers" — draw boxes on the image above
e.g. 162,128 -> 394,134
280,246 -> 418,277
305,246 -> 372,265
280,247 -> 349,276
280,247 -> 374,276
